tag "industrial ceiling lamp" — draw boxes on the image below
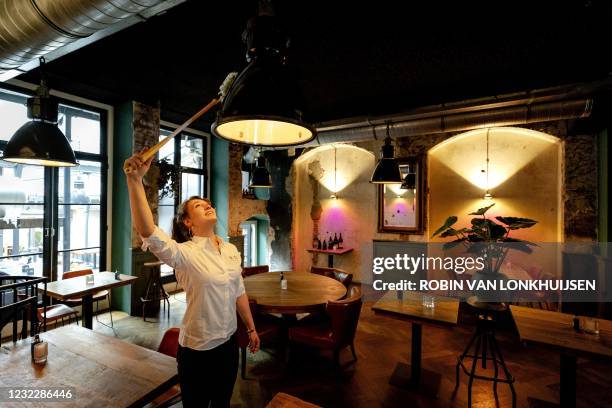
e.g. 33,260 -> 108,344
483,128 -> 493,200
211,0 -> 315,147
249,150 -> 272,188
370,122 -> 402,184
1,58 -> 76,167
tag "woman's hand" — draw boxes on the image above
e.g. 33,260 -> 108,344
248,331 -> 260,353
124,150 -> 153,180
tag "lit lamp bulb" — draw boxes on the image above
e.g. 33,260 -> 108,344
484,191 -> 493,200
330,192 -> 338,200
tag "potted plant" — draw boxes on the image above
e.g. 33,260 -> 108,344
432,203 -> 538,302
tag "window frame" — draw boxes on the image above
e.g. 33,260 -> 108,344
0,84 -> 108,281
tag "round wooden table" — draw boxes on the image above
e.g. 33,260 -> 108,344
244,271 -> 347,314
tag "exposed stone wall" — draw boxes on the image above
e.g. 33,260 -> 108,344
227,144 -> 267,237
131,101 -> 160,248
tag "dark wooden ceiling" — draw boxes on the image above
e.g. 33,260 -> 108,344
18,0 -> 612,131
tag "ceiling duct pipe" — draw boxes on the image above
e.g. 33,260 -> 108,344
300,79 -> 611,147
307,98 -> 592,146
0,0 -> 177,78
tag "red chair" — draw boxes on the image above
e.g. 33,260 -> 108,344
146,328 -> 181,408
237,299 -> 280,378
289,286 -> 362,367
242,265 -> 269,278
62,269 -> 113,328
310,266 -> 353,289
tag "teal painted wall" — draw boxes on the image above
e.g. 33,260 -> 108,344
256,217 -> 269,265
111,101 -> 134,313
211,137 -> 230,240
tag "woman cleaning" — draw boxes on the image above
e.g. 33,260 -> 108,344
124,150 -> 260,407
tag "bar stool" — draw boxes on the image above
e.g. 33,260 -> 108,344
455,296 -> 516,408
140,261 -> 170,322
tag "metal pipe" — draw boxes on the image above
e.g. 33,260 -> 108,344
0,0 -> 165,75
305,97 -> 593,147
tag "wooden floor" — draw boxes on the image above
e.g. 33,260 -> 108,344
83,290 -> 612,408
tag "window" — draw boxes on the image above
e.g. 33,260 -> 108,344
239,220 -> 257,267
158,127 -> 208,277
0,87 -> 107,280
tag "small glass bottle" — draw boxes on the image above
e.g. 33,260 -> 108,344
115,269 -> 120,280
280,271 -> 287,290
31,334 -> 48,365
338,233 -> 344,249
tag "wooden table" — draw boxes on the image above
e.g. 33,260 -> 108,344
39,272 -> 138,329
372,291 -> 460,397
244,272 -> 347,314
306,248 -> 353,267
510,305 -> 612,408
0,325 -> 178,407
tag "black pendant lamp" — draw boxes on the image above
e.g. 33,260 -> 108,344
249,155 -> 272,188
2,58 -> 77,167
370,123 -> 402,184
211,3 -> 315,147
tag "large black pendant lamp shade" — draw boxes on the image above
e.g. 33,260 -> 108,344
370,124 -> 402,184
2,58 -> 76,167
211,10 -> 315,147
249,155 -> 272,188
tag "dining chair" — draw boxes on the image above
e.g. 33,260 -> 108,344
37,304 -> 79,330
62,269 -> 114,328
242,265 -> 269,278
310,266 -> 353,289
288,286 -> 362,367
146,328 -> 181,408
237,298 -> 281,378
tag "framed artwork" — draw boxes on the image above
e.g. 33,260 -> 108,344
377,157 -> 424,233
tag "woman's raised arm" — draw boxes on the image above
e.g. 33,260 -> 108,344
124,151 -> 155,238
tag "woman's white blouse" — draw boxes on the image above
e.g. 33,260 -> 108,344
141,227 -> 245,350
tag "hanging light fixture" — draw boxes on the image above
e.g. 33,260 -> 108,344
370,122 -> 402,184
211,1 -> 315,147
483,128 -> 493,200
1,58 -> 76,167
330,144 -> 339,199
249,150 -> 272,188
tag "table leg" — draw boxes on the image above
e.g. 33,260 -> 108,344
82,294 -> 94,329
559,354 -> 576,408
389,322 -> 441,398
327,254 -> 334,267
526,354 -> 577,408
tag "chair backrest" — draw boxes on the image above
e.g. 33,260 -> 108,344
158,328 -> 180,358
310,266 -> 335,279
327,286 -> 362,347
332,269 -> 353,288
311,266 -> 353,288
242,265 -> 269,278
236,299 -> 258,348
62,269 -> 93,280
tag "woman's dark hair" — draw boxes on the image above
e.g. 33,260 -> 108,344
171,196 -> 213,243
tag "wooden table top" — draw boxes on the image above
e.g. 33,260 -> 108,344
510,305 -> 612,360
39,272 -> 138,300
372,291 -> 460,327
0,325 -> 178,407
244,272 -> 347,314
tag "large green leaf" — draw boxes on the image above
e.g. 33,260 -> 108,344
495,216 -> 538,230
468,203 -> 495,216
443,237 -> 467,250
470,218 -> 506,240
440,227 -> 472,238
431,216 -> 458,237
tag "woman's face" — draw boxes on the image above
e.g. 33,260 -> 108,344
184,199 -> 216,229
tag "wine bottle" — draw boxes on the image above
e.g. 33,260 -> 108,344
322,239 -> 327,250
317,237 -> 322,249
312,235 -> 319,249
338,233 -> 344,249
333,233 -> 339,250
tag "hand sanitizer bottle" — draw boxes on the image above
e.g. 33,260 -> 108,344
280,271 -> 287,290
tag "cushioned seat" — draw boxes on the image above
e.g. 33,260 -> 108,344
289,286 -> 362,367
242,265 -> 269,278
310,266 -> 353,289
